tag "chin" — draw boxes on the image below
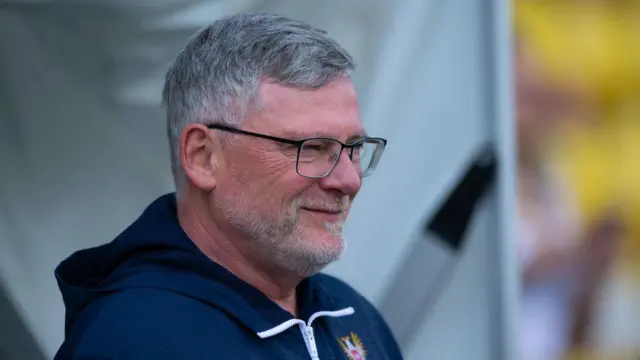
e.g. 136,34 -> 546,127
296,232 -> 344,265
270,225 -> 344,275
312,229 -> 345,249
297,247 -> 343,276
313,233 -> 345,260
277,244 -> 342,277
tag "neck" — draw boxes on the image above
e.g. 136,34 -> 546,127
176,191 -> 301,316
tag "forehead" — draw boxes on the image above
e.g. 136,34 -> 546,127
248,77 -> 365,140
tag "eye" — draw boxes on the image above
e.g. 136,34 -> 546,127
278,143 -> 299,157
305,144 -> 329,152
301,139 -> 335,153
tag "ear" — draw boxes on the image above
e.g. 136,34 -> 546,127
180,123 -> 220,191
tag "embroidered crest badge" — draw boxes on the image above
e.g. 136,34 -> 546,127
338,332 -> 367,360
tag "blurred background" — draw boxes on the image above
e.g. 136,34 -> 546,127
515,0 -> 640,359
0,0 -> 637,359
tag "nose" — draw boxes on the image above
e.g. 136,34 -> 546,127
318,150 -> 362,197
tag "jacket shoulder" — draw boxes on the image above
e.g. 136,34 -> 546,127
61,288 -> 244,359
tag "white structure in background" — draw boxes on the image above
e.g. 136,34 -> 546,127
0,0 -> 516,359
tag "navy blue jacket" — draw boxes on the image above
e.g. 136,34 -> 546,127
54,194 -> 403,359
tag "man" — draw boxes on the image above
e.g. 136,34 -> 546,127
54,13 -> 402,360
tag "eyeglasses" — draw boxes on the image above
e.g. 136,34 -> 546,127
207,124 -> 387,179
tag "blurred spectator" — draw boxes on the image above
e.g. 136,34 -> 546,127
516,0 -> 640,357
516,40 -> 613,360
515,0 -> 640,358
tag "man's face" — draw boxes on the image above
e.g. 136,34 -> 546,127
214,77 -> 365,276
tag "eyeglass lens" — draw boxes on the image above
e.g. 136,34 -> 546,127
297,138 -> 382,178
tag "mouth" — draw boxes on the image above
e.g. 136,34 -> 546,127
301,207 -> 345,222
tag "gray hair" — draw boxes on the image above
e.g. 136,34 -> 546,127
162,13 -> 356,191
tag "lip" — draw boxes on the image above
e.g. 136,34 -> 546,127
302,207 -> 342,214
301,207 -> 344,221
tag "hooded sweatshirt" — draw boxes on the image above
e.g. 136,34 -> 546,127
53,193 -> 402,360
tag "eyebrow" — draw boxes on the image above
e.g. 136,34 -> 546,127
281,130 -> 369,142
346,132 -> 368,143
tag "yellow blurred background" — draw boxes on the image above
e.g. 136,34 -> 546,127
516,0 -> 640,261
515,0 -> 640,358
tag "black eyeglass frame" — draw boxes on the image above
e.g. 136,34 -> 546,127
207,123 -> 387,179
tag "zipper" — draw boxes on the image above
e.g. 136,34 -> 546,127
256,307 -> 355,360
300,324 -> 319,360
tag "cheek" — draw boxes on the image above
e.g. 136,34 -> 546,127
272,174 -> 315,210
260,151 -> 297,179
227,150 -> 286,184
229,152 -> 313,206
268,174 -> 317,215
246,150 -> 301,187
